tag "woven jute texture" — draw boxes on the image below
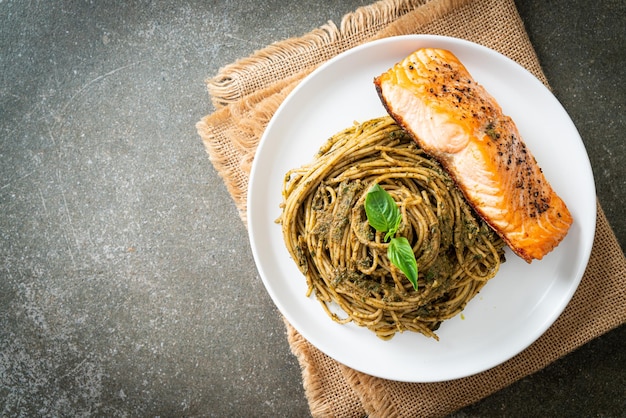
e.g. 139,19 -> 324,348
196,0 -> 626,416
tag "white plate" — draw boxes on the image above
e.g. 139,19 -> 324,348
247,35 -> 596,382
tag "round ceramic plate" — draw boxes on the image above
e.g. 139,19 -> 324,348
247,35 -> 596,382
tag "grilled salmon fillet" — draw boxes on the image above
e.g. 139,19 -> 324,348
374,48 -> 572,262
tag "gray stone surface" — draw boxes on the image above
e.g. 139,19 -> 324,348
0,0 -> 623,416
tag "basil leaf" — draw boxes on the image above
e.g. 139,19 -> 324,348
364,183 -> 418,289
365,183 -> 401,240
388,237 -> 418,290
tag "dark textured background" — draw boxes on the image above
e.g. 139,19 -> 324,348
1,0 -> 623,416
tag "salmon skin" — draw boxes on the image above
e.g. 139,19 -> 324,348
374,48 -> 572,262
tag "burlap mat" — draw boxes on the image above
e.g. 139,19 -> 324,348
196,0 -> 626,416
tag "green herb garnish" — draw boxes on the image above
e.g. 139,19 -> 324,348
365,183 -> 402,241
365,183 -> 419,290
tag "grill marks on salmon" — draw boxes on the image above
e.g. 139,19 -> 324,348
374,48 -> 572,262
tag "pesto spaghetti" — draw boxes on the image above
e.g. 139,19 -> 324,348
278,116 -> 506,340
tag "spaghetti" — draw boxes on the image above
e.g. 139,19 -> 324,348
278,116 -> 506,340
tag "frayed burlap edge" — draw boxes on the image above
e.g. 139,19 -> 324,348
206,0 -> 423,108
197,69 -> 311,224
285,318 -> 367,418
205,0 -> 472,108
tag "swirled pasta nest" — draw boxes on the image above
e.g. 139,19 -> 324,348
278,116 -> 506,340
